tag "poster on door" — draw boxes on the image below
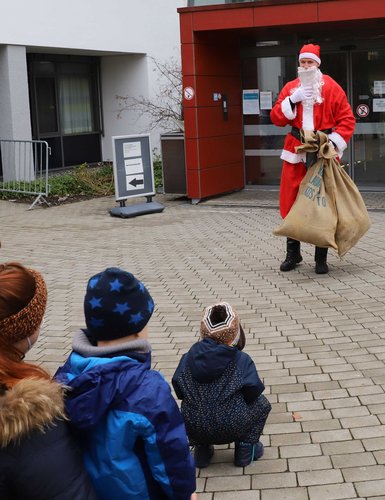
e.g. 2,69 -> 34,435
373,98 -> 385,112
243,89 -> 260,115
374,81 -> 385,95
260,91 -> 273,110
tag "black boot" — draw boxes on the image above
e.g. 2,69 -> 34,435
315,247 -> 328,274
193,444 -> 214,468
280,238 -> 303,272
234,442 -> 264,467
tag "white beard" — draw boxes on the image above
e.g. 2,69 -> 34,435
297,66 -> 324,104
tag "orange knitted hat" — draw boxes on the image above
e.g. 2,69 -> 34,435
0,269 -> 47,343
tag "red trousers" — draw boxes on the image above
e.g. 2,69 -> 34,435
280,160 -> 307,219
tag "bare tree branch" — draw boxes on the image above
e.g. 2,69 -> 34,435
116,56 -> 183,132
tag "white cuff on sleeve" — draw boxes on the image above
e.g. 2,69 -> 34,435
281,96 -> 297,120
328,131 -> 347,155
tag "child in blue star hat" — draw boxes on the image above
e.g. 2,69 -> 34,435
55,267 -> 197,500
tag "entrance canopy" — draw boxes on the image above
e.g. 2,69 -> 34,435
178,0 -> 385,201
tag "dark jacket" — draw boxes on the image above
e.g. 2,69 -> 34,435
172,338 -> 265,445
55,331 -> 196,500
0,378 -> 97,500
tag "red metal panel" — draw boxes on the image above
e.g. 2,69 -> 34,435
195,75 -> 242,107
199,162 -> 245,199
198,134 -> 243,169
185,138 -> 199,169
181,24 -> 244,200
318,0 -> 385,21
183,107 -> 198,140
179,13 -> 194,44
192,7 -> 253,31
252,3 -> 317,26
181,44 -> 196,77
197,106 -> 242,138
186,168 -> 201,200
194,43 -> 240,76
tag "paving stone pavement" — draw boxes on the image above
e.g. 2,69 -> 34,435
2,190 -> 385,499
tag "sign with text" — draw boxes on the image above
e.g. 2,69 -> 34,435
112,134 -> 155,201
242,89 -> 260,115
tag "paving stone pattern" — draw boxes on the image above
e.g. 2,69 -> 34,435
2,191 -> 385,499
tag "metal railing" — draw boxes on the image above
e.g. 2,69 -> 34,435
0,139 -> 50,210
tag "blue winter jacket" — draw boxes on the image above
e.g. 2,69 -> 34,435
55,333 -> 196,500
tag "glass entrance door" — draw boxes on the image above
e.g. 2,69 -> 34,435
243,48 -> 385,189
351,49 -> 385,188
319,52 -> 352,175
242,55 -> 296,186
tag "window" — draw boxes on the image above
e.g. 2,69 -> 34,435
28,55 -> 101,169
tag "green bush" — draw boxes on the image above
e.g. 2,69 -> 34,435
153,149 -> 163,189
0,156 -> 163,202
0,163 -> 114,201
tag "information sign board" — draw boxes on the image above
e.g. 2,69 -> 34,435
112,134 -> 155,201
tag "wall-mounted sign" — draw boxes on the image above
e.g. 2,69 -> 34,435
243,89 -> 260,115
112,134 -> 155,201
356,104 -> 370,118
374,80 -> 385,95
373,98 -> 385,112
260,91 -> 273,110
184,86 -> 195,100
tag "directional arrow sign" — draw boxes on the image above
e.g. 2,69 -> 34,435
126,174 -> 144,190
129,177 -> 144,188
112,135 -> 155,201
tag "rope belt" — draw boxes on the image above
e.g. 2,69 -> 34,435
290,126 -> 332,141
290,127 -> 333,168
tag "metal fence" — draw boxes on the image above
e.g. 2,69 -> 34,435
0,139 -> 50,210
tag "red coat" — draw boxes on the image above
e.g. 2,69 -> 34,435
270,74 -> 355,218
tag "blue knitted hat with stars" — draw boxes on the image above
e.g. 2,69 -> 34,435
84,267 -> 154,341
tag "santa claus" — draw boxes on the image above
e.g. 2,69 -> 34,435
270,43 -> 355,274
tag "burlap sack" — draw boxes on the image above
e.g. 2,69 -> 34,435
273,131 -> 338,250
274,130 -> 371,256
329,158 -> 371,257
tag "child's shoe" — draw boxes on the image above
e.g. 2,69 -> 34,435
234,441 -> 264,467
193,444 -> 214,468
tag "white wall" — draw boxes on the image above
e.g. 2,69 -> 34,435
0,1 -> 186,158
0,0 -> 184,55
101,54 -> 150,161
0,45 -> 32,141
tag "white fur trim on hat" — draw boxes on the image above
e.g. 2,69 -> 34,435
299,52 -> 321,65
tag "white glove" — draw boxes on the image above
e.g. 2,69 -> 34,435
290,85 -> 313,103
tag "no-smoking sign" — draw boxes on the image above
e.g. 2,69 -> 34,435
184,86 -> 195,101
356,103 -> 370,118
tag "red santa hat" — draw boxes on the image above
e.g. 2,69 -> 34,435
299,44 -> 321,65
